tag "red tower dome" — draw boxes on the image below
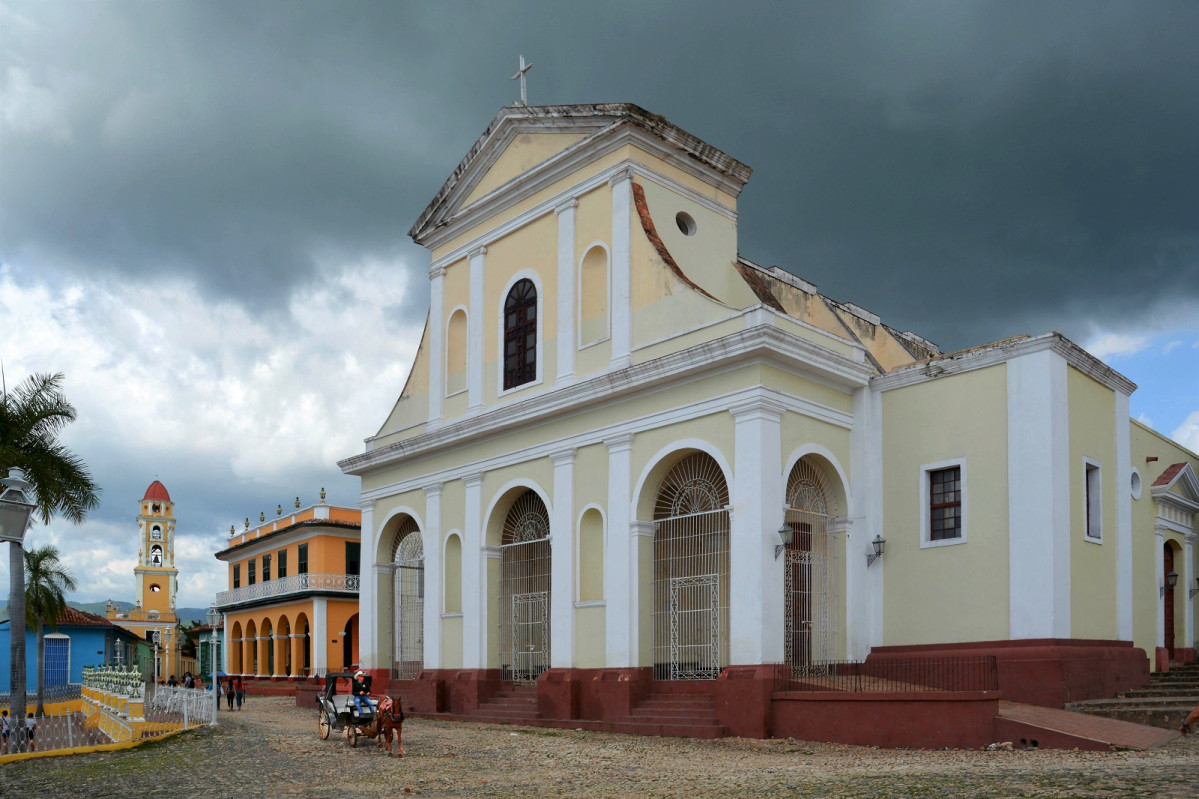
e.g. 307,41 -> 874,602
142,480 -> 171,503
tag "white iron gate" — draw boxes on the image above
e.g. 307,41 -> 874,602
392,526 -> 425,680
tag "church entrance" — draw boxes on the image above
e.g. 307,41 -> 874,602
499,491 -> 551,685
391,518 -> 425,680
651,452 -> 730,681
783,458 -> 839,675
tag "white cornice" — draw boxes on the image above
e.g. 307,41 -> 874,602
420,125 -> 743,254
871,332 -> 1137,395
342,330 -> 864,499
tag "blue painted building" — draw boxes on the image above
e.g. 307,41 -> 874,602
1,606 -> 147,692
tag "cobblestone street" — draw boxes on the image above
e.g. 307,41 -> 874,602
3,697 -> 1198,797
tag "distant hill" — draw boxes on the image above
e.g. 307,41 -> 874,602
0,600 -> 209,626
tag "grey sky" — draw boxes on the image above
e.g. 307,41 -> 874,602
2,0 -> 1197,606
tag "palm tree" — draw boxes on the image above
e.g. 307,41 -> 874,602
1,372 -> 99,744
24,545 -> 78,716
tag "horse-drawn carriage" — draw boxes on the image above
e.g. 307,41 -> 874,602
316,671 -> 404,754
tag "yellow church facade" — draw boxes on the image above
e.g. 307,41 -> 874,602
339,104 -> 1198,739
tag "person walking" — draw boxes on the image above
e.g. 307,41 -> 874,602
234,677 -> 245,710
225,678 -> 235,710
1,709 -> 10,755
25,713 -> 36,753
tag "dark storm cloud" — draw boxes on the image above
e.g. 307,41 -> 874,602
3,0 -> 1197,349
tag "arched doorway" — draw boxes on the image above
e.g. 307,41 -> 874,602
499,490 -> 551,685
783,457 -> 839,675
651,452 -> 730,681
392,518 -> 425,680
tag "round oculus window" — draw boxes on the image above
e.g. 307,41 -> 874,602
675,212 -> 697,236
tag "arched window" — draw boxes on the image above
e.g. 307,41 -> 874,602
503,278 -> 537,390
446,308 -> 467,395
150,545 -> 163,566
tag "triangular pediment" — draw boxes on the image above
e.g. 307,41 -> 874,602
408,104 -> 752,248
1151,461 -> 1199,515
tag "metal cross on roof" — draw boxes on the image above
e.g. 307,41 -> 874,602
510,54 -> 533,106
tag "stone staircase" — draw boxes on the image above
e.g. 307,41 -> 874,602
470,684 -> 540,723
617,688 -> 726,739
1067,663 -> 1199,730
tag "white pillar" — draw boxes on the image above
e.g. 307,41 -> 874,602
1185,533 -> 1196,656
359,503 -> 377,667
313,597 -> 328,675
604,433 -> 634,666
1114,390 -> 1134,640
1155,524 -> 1167,650
423,483 -> 444,670
550,448 -> 576,667
428,265 -> 446,423
609,168 -> 633,370
468,247 -> 486,412
851,384 -> 882,658
1008,350 -> 1071,639
730,398 -> 785,665
463,473 -> 484,669
556,200 -> 578,384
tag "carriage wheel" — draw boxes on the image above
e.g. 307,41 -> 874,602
318,707 -> 330,740
347,725 -> 358,747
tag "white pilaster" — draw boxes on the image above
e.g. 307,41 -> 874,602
1114,390 -> 1134,640
730,398 -> 785,665
550,448 -> 576,666
609,169 -> 633,370
1008,350 -> 1071,639
555,200 -> 578,384
1155,524 -> 1167,649
1185,533 -> 1196,655
428,265 -> 446,422
359,503 -> 377,667
312,596 -> 328,674
424,482 -> 444,669
468,248 -> 486,412
462,473 -> 484,668
604,432 -> 634,666
850,384 -> 881,658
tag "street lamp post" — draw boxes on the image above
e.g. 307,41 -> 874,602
207,607 -> 221,725
1,468 -> 37,752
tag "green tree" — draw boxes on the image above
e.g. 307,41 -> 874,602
24,545 -> 78,716
1,372 -> 99,745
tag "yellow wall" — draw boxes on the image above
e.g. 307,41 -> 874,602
881,364 -> 1010,645
461,132 -> 587,207
1067,366 -> 1120,639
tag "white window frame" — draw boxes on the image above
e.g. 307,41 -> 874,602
1084,456 -> 1102,543
44,633 -> 70,687
496,269 -> 545,397
920,458 -> 967,549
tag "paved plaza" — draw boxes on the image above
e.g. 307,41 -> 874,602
3,696 -> 1199,797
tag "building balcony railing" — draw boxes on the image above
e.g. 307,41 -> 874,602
214,572 -> 359,608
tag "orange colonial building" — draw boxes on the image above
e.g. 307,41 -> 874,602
213,493 -> 362,680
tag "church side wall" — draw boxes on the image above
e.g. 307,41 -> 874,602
1066,366 -> 1120,640
880,363 -> 1011,646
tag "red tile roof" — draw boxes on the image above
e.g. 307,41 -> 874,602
1152,462 -> 1187,487
51,606 -> 117,628
143,480 -> 171,502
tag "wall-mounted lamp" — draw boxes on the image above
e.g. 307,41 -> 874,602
774,523 -> 793,560
1160,570 -> 1178,597
866,534 -> 886,567
1190,578 -> 1199,600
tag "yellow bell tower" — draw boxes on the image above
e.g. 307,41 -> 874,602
108,480 -> 181,681
136,480 -> 179,615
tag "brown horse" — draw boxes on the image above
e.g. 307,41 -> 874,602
355,695 -> 405,756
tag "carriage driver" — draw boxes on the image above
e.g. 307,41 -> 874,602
351,670 -> 372,717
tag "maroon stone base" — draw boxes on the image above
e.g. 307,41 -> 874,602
771,692 -> 1000,749
1177,647 -> 1197,664
869,639 -> 1149,708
